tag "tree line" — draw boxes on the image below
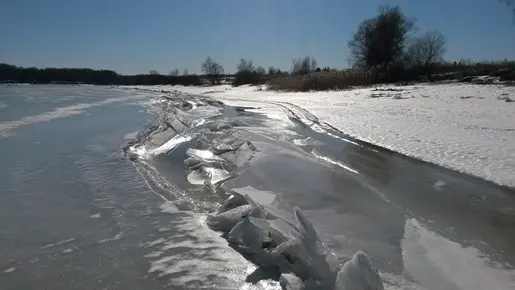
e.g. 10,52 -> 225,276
202,5 -> 514,89
2,5 -> 513,89
198,3 -> 451,87
0,63 -> 203,86
199,56 -> 321,86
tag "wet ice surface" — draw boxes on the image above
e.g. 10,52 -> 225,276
125,89 -> 515,289
0,86 -> 268,290
131,84 -> 515,188
3,85 -> 514,289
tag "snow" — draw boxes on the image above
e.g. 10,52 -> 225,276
125,83 -> 515,188
41,237 -> 76,249
311,150 -> 359,174
186,166 -> 231,186
150,134 -> 194,156
123,84 -> 514,289
146,202 -> 281,289
3,268 -> 16,273
97,232 -> 123,244
62,248 -> 74,254
123,131 -> 139,140
89,213 -> 101,218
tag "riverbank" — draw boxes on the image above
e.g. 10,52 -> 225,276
124,83 -> 515,188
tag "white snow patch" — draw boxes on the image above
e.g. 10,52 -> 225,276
312,150 -> 359,174
147,238 -> 166,247
123,131 -> 138,140
89,213 -> 101,218
3,268 -> 15,273
186,148 -> 222,161
191,118 -> 207,127
293,138 -> 309,147
98,232 -> 123,244
159,202 -> 178,214
145,203 -> 264,289
149,134 -> 193,156
187,166 -> 231,186
293,137 -> 320,147
434,180 -> 446,191
144,251 -> 163,258
129,144 -> 148,157
41,237 -> 76,249
62,248 -> 73,254
131,84 -> 515,187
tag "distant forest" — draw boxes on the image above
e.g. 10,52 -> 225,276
2,4 -> 514,90
0,63 -> 204,86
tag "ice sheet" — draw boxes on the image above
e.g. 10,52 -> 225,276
207,192 -> 385,289
124,86 -> 515,290
402,218 -> 515,290
129,84 -> 515,187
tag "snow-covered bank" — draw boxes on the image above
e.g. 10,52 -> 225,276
126,83 -> 515,188
126,93 -> 390,289
125,90 -> 515,289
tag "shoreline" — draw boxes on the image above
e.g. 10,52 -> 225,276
121,83 -> 515,189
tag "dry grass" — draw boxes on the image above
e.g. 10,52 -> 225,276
267,69 -> 373,92
267,63 -> 515,92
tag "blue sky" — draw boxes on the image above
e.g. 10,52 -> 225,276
0,0 -> 513,74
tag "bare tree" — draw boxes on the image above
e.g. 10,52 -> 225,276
499,0 -> 515,16
407,31 -> 446,73
201,57 -> 224,85
237,58 -> 255,73
169,68 -> 180,76
183,69 -> 189,76
292,56 -> 317,75
234,59 -> 267,86
149,70 -> 160,75
255,66 -> 266,75
348,6 -> 416,71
